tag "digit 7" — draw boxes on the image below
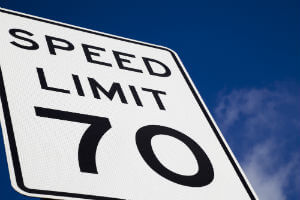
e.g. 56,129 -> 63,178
34,106 -> 111,174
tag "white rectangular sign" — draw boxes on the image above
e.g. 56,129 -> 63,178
0,8 -> 257,200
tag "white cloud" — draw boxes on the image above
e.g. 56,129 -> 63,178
213,83 -> 300,200
214,85 -> 297,135
242,141 -> 297,200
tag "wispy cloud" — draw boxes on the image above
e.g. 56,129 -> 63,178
213,82 -> 300,199
242,141 -> 299,200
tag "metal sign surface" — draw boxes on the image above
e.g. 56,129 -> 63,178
0,8 -> 257,200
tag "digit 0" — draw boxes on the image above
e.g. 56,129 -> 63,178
135,125 -> 214,187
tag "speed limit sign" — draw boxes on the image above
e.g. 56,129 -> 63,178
0,8 -> 257,200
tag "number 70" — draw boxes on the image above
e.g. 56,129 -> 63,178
35,106 -> 214,187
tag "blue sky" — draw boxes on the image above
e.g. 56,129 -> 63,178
0,0 -> 299,199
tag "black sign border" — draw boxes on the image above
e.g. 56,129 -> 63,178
0,8 -> 256,200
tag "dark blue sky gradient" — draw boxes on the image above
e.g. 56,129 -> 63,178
0,0 -> 299,199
